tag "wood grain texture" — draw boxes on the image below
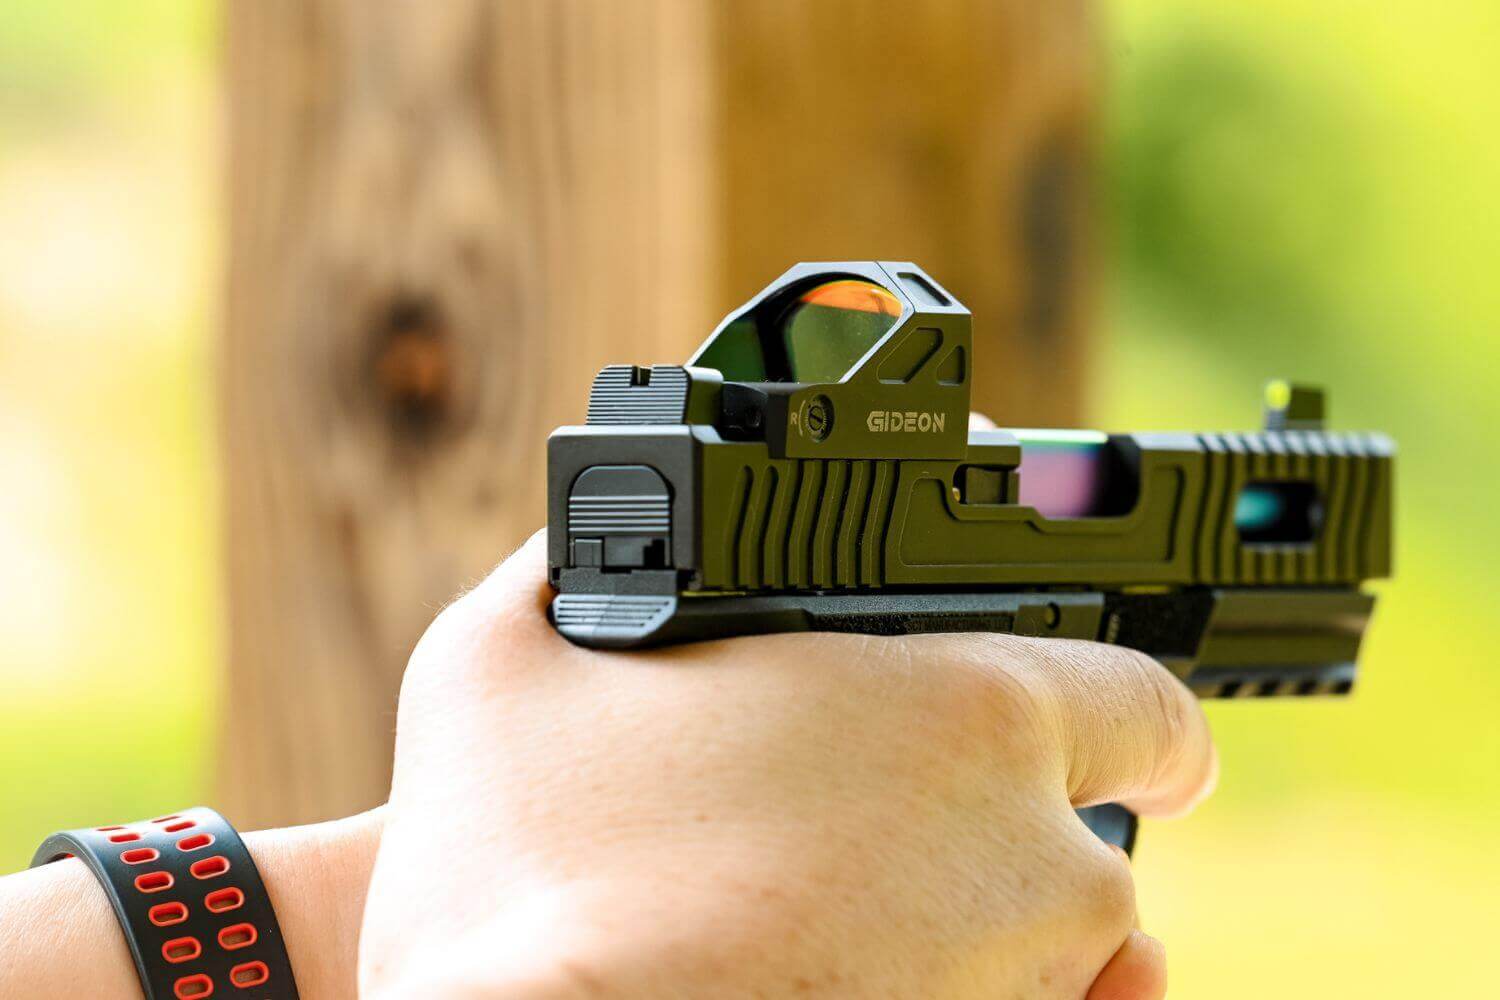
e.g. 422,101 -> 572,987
221,0 -> 1097,827
720,0 -> 1098,424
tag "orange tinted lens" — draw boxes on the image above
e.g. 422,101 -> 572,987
780,279 -> 901,382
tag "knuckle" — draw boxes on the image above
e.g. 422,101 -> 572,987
1028,826 -> 1138,941
850,632 -> 1063,774
926,633 -> 1057,742
1071,838 -> 1138,934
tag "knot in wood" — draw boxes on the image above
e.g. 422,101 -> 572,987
368,295 -> 453,441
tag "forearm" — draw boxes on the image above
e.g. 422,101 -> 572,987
0,809 -> 382,999
0,853 -> 137,996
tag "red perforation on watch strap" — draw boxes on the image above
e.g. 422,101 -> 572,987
31,806 -> 300,1000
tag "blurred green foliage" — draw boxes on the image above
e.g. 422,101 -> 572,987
0,0 -> 1495,995
1100,1 -> 1500,994
0,0 -> 216,875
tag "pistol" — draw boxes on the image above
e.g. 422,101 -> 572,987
546,261 -> 1395,852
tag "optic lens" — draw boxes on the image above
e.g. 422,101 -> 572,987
780,279 -> 902,383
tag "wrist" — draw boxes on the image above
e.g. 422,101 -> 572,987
0,808 -> 382,1000
244,806 -> 384,999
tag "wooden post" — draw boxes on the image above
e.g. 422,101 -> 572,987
221,0 -> 1098,828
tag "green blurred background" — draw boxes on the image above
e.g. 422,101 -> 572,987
1,0 -> 1495,995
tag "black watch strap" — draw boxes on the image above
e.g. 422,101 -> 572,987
32,806 -> 300,999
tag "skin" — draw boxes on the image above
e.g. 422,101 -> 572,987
357,532 -> 1216,999
0,415 -> 1214,998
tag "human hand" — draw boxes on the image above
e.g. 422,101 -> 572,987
358,532 -> 1215,999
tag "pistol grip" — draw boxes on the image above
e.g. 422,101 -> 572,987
1076,804 -> 1138,856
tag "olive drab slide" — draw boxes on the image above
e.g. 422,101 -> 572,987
545,261 -> 1395,854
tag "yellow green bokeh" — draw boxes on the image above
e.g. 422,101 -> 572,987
1,1 -> 1494,995
1100,2 -> 1500,995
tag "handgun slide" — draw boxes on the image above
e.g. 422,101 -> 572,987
547,262 -> 1393,705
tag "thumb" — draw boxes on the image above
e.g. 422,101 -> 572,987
1013,636 -> 1218,818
